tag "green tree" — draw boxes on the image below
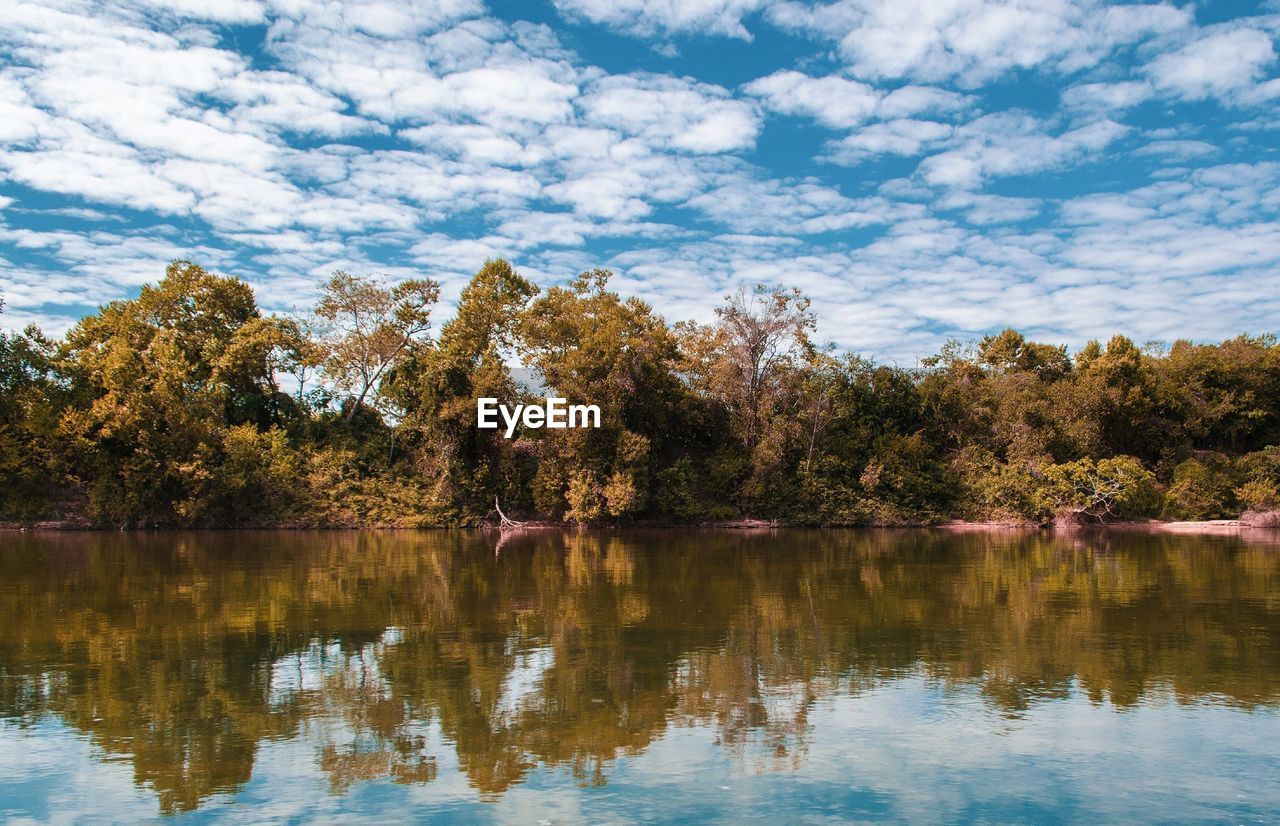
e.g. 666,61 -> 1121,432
677,284 -> 816,509
1157,336 -> 1280,453
518,269 -> 686,522
315,271 -> 441,423
58,261 -> 301,525
387,259 -> 539,520
700,284 -> 815,455
1164,456 -> 1236,520
978,328 -> 1071,380
1044,456 -> 1160,522
0,298 -> 65,519
1065,335 -> 1162,460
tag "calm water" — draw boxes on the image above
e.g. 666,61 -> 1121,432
1,529 -> 1279,823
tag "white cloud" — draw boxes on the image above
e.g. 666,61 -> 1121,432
295,62 -> 580,127
261,2 -> 580,130
1234,77 -> 1280,108
216,71 -> 381,137
766,0 -> 1190,85
684,171 -> 921,234
402,123 -> 541,167
917,114 -> 1129,189
1,0 -> 1278,368
336,150 -> 542,216
745,71 -> 970,131
936,192 -> 1042,225
1146,27 -> 1278,102
822,119 -> 953,165
1131,139 -> 1218,161
265,0 -> 482,39
0,72 -> 50,144
552,0 -> 766,41
130,0 -> 267,23
1061,80 -> 1153,112
878,85 -> 971,119
1,144 -> 197,213
542,150 -> 716,219
744,71 -> 879,129
579,74 -> 760,153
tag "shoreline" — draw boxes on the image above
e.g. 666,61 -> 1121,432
4,518 -> 1278,535
936,518 -> 1274,535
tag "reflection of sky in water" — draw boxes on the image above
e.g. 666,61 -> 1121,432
2,529 -> 1279,821
4,674 -> 1277,823
495,647 -> 556,723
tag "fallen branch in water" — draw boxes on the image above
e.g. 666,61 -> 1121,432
495,497 -> 526,530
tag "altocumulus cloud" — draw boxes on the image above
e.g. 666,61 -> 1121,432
0,0 -> 1278,362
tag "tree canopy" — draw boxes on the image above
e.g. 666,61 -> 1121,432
3,259 -> 1279,527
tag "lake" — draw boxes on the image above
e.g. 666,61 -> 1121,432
1,529 -> 1278,823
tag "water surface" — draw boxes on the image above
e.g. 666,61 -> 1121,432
1,529 -> 1278,823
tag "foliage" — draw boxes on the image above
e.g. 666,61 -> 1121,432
386,259 -> 538,520
4,259 -> 1280,526
1163,456 -> 1236,520
0,306 -> 64,519
678,284 -> 816,508
517,269 -> 688,521
55,262 -> 303,525
314,270 -> 441,423
1044,456 -> 1161,522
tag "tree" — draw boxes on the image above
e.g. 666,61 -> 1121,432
1164,456 -> 1235,520
1044,456 -> 1159,522
282,311 -> 327,408
315,271 -> 441,423
706,284 -> 815,454
58,261 -> 300,525
797,349 -> 847,474
1065,335 -> 1162,460
1157,335 -> 1280,453
678,284 -> 816,508
1235,446 -> 1280,512
11,253 -> 1280,528
386,259 -> 539,518
517,269 -> 685,522
212,314 -> 308,428
0,296 -> 65,519
978,328 -> 1071,380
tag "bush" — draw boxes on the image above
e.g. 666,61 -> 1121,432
220,425 -> 300,522
1044,456 -> 1160,522
1163,457 -> 1235,520
955,455 -> 1053,522
1235,447 -> 1280,513
564,470 -> 604,524
653,458 -> 707,521
1235,479 -> 1280,511
1242,509 -> 1280,527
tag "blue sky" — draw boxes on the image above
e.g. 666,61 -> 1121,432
1,0 -> 1278,362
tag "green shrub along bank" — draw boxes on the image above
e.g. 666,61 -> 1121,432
3,260 -> 1280,527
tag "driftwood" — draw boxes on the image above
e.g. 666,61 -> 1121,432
494,497 -> 526,530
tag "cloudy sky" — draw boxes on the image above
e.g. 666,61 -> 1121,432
1,0 -> 1278,362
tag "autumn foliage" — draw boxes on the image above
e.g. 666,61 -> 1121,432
3,259 -> 1280,526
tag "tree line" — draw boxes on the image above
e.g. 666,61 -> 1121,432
2,258 -> 1279,527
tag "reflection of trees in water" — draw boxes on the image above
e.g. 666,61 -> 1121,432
0,529 -> 1278,812
272,635 -> 439,795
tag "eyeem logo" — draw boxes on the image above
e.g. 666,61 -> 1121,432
477,397 -> 601,438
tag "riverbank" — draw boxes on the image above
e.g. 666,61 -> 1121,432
938,513 -> 1280,534
6,515 -> 1278,533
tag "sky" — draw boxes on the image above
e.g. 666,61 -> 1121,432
1,0 -> 1278,363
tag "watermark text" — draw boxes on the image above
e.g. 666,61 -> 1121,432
477,397 -> 601,438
